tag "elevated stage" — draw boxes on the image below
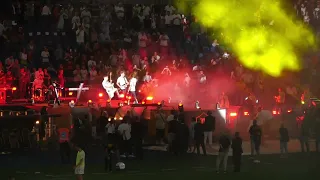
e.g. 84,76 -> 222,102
0,99 -> 300,140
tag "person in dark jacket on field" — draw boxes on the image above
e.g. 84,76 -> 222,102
249,120 -> 262,163
216,132 -> 231,173
194,119 -> 206,155
168,115 -> 179,153
131,116 -> 144,159
232,132 -> 243,172
203,111 -> 215,147
177,121 -> 189,154
279,123 -> 289,157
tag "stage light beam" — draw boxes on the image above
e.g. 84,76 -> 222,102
176,0 -> 316,77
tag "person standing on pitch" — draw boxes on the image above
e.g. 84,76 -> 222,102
249,120 -> 262,163
74,144 -> 85,180
203,111 -> 215,147
194,119 -> 206,155
279,123 -> 289,157
232,132 -> 243,172
57,127 -> 70,163
216,131 -> 231,173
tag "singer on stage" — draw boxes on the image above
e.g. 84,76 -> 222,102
116,71 -> 129,93
102,76 -> 119,100
128,72 -> 138,104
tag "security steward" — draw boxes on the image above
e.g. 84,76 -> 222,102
57,127 -> 70,163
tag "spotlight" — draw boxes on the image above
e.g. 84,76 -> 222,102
195,101 -> 201,109
119,94 -> 125,98
178,102 -> 184,112
12,87 -> 17,91
119,117 -> 123,120
272,110 -> 280,115
108,117 -> 111,121
88,100 -> 93,106
146,96 -> 153,101
106,99 -> 111,107
230,112 -> 237,117
98,93 -> 103,97
68,92 -> 73,96
126,96 -> 132,100
244,111 -> 249,116
35,120 -> 40,125
142,101 -> 145,104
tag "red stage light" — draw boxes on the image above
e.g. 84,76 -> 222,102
119,94 -> 125,98
146,96 -> 153,101
12,87 -> 17,91
157,102 -> 161,105
98,93 -> 103,97
230,112 -> 237,117
88,100 -> 92,103
244,111 -> 249,116
142,101 -> 145,104
68,92 -> 73,96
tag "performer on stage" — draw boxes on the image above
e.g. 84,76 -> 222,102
33,78 -> 44,98
116,71 -> 129,93
128,73 -> 138,104
102,76 -> 119,100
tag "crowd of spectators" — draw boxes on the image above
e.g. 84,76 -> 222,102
0,0 -> 318,106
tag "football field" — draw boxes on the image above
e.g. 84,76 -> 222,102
1,146 -> 319,180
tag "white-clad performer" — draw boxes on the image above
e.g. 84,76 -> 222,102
128,72 -> 138,103
116,71 -> 129,93
102,76 -> 120,99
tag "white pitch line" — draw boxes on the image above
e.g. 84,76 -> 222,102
45,174 -> 73,177
16,171 -> 27,174
191,166 -> 206,169
130,172 -> 156,176
161,168 -> 177,171
92,172 -> 110,175
127,170 -> 142,173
